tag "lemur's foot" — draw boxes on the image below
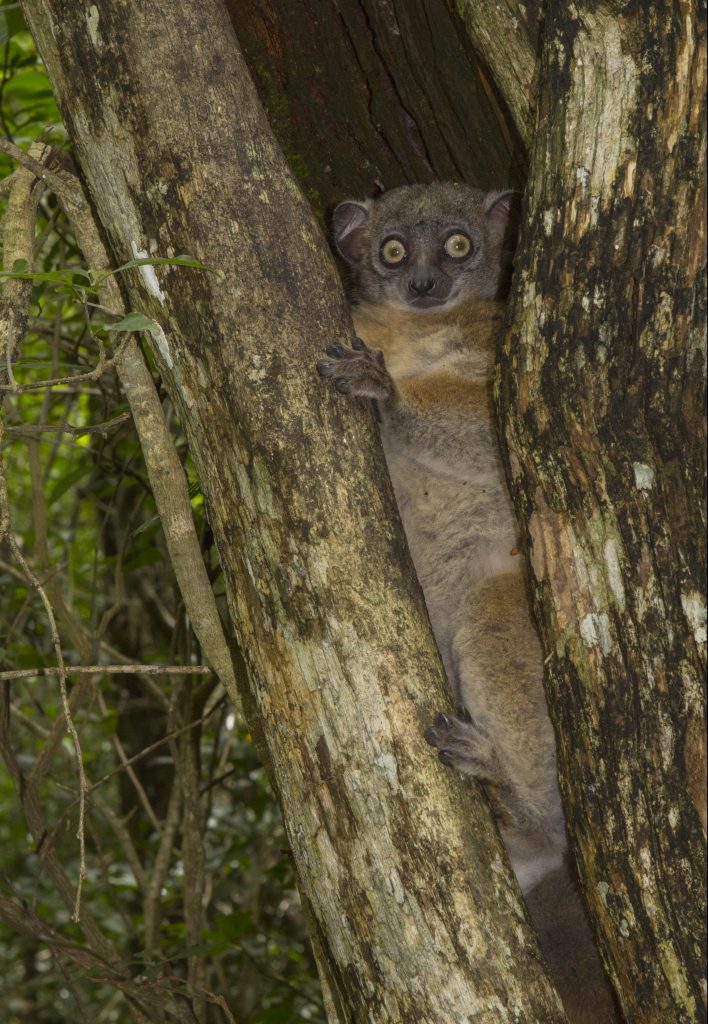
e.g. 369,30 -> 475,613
425,708 -> 501,781
317,336 -> 393,401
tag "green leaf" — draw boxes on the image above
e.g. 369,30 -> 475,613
123,548 -> 165,573
101,312 -> 158,333
111,254 -> 209,275
47,464 -> 93,507
130,515 -> 161,539
213,910 -> 254,941
0,267 -> 99,293
0,10 -> 25,45
254,1004 -> 297,1024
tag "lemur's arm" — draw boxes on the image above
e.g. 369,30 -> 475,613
317,337 -> 494,471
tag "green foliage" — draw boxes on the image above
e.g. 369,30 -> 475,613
0,5 -> 324,1021
0,4 -> 64,171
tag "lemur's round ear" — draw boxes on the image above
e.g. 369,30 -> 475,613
484,190 -> 523,251
332,201 -> 370,264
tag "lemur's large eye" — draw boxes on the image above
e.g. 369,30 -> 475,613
444,232 -> 472,259
380,237 -> 407,266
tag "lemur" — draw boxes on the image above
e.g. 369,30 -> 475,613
317,182 -> 618,1023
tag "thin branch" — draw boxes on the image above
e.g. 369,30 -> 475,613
0,664 -> 213,680
178,684 -> 210,1020
2,141 -> 242,721
0,42 -> 15,143
0,156 -> 89,919
0,168 -> 18,198
0,330 -> 135,392
90,790 -> 149,893
159,975 -> 240,1024
4,411 -> 131,436
0,143 -> 48,375
144,748 -> 182,955
2,526 -> 89,922
89,699 -> 224,796
0,139 -> 80,204
96,688 -> 162,835
0,890 -> 195,1024
0,681 -> 119,965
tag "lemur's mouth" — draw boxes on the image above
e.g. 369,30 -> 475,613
407,295 -> 449,309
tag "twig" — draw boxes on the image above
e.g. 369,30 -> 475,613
0,683 -> 119,967
4,411 -> 131,436
90,790 -> 148,893
2,142 -> 242,726
0,42 -> 15,143
158,975 -> 239,1024
96,688 -> 162,835
144,749 -> 182,954
0,139 -> 78,203
0,664 -> 213,680
178,683 -> 210,1019
0,482 -> 89,920
235,940 -> 326,1012
0,155 -> 90,920
0,330 -> 135,392
89,699 -> 225,796
0,890 -> 195,1024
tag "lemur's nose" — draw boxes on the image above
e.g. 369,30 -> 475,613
408,277 -> 435,296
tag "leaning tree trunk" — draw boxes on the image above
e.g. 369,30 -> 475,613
498,6 -> 707,1023
20,1 -> 568,1020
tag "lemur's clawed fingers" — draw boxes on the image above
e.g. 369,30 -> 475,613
354,338 -> 386,368
425,707 -> 499,781
317,338 -> 393,401
324,340 -> 363,359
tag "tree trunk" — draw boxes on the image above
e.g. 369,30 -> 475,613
224,0 -> 528,210
216,5 -> 707,1016
453,0 -> 541,149
499,5 -> 707,1023
20,0 -> 567,1019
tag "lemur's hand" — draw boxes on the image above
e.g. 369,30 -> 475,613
425,707 -> 502,783
317,336 -> 394,402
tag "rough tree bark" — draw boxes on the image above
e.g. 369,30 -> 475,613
20,1 -> 567,1020
498,5 -> 707,1023
224,0 -> 528,209
228,3 -> 707,1020
453,0 -> 541,150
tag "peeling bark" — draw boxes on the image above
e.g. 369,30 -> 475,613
19,0 -> 567,1018
499,5 -> 707,1022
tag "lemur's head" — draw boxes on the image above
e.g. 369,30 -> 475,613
332,182 -> 521,312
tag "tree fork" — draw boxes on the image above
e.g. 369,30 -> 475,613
19,0 -> 567,1018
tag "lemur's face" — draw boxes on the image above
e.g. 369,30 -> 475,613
333,182 -> 521,312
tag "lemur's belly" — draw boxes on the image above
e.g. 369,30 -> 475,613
382,444 -> 521,678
